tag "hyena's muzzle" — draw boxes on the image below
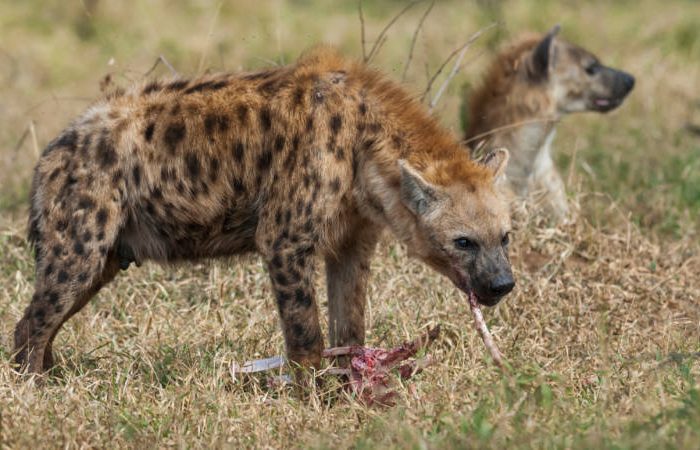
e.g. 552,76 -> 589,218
587,64 -> 635,112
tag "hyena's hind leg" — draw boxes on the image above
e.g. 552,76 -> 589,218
14,200 -> 124,374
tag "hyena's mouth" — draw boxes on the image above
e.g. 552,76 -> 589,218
452,270 -> 498,308
590,97 -> 623,112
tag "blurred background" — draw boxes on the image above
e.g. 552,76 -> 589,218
1,0 -> 698,238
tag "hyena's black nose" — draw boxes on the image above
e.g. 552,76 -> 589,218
490,274 -> 515,297
621,72 -> 635,93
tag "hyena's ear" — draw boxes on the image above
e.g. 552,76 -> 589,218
480,148 -> 510,182
531,24 -> 561,79
398,160 -> 442,216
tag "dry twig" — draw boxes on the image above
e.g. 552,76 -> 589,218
144,55 -> 179,78
421,23 -> 496,105
401,0 -> 435,81
364,0 -> 425,64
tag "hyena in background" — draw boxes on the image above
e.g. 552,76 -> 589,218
15,46 -> 515,375
463,26 -> 635,221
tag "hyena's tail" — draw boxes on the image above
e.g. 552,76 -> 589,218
27,167 -> 42,259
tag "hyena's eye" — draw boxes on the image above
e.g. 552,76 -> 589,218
585,62 -> 600,76
454,237 -> 479,251
501,232 -> 511,246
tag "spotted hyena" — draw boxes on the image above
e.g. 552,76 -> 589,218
463,26 -> 634,221
15,47 -> 515,375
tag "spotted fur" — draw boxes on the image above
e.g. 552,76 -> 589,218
15,46 -> 512,374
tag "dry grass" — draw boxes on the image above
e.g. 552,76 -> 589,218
0,0 -> 699,448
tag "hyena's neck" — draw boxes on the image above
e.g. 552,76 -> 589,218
351,84 -> 484,241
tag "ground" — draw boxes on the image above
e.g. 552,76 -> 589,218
0,0 -> 699,448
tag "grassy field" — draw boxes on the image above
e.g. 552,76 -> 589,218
1,0 -> 699,448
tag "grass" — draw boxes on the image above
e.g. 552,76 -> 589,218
0,0 -> 699,448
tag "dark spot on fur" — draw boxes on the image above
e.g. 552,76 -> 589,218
164,123 -> 186,154
48,291 -> 59,305
237,104 -> 249,125
204,113 -> 230,135
97,133 -> 117,168
83,230 -> 92,243
330,177 -> 341,193
276,273 -> 288,286
276,291 -> 290,308
52,245 -> 63,257
305,115 -> 314,132
184,80 -> 228,94
295,288 -> 312,307
257,150 -> 272,172
185,153 -> 201,181
96,208 -> 109,227
274,135 -> 285,153
73,241 -> 85,255
293,87 -> 304,107
152,187 -> 163,199
233,141 -> 245,162
143,81 -> 162,95
57,270 -> 69,283
144,123 -> 155,142
232,178 -> 245,194
45,263 -> 54,276
55,220 -> 68,232
96,231 -> 105,241
330,114 -> 342,135
259,108 -> 272,132
359,103 -> 367,115
77,272 -> 89,283
77,196 -> 95,210
132,164 -> 141,187
166,80 -> 189,91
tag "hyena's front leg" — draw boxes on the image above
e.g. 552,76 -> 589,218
264,239 -> 324,369
325,221 -> 380,348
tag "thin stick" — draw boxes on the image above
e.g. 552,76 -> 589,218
358,1 -> 367,62
366,0 -> 424,64
401,0 -> 435,82
463,117 -> 558,146
28,120 -> 40,158
468,291 -> 505,369
144,55 -> 178,78
421,23 -> 496,104
429,44 -> 472,110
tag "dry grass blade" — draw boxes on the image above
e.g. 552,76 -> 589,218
421,23 -> 496,104
468,292 -> 506,369
401,0 -> 435,81
144,55 -> 179,78
365,0 -> 424,64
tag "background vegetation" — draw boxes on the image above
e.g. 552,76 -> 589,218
0,0 -> 698,448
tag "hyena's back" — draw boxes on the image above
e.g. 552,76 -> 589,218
19,54 -> 357,372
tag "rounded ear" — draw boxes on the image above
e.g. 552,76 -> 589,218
480,148 -> 510,182
398,160 -> 441,216
531,24 -> 561,79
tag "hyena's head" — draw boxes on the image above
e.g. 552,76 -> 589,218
529,25 -> 635,114
398,149 -> 514,306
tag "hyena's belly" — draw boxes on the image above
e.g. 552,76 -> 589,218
119,194 -> 260,263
